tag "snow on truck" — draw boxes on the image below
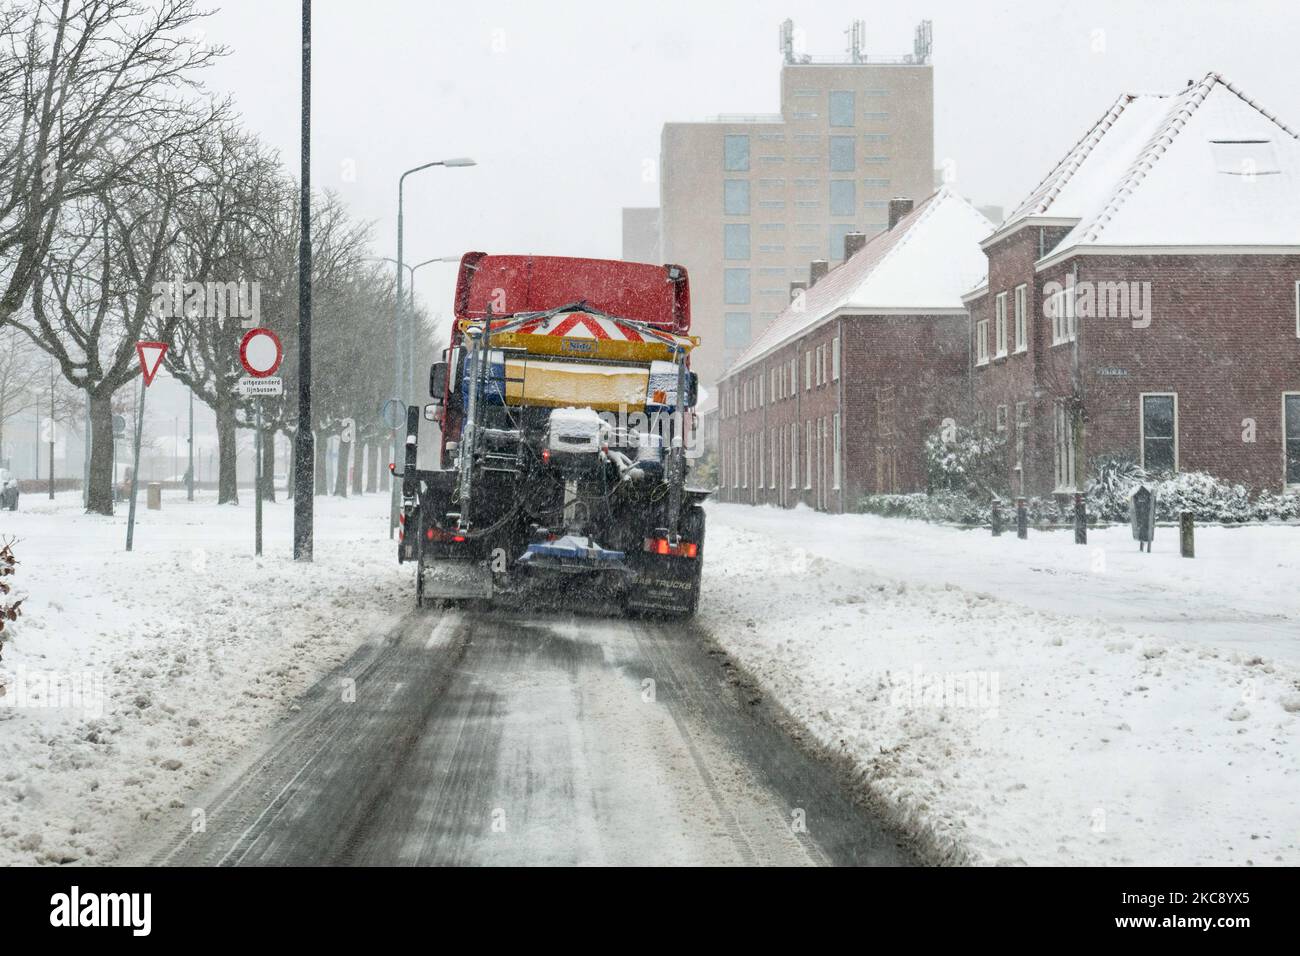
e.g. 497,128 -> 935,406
395,252 -> 709,615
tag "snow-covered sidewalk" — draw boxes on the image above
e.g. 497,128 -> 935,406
0,490 -> 407,865
699,503 -> 1300,866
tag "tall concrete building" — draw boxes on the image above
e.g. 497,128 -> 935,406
621,207 -> 661,263
660,19 -> 935,388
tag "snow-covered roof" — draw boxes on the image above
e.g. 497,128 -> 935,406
722,186 -> 993,378
994,72 -> 1300,264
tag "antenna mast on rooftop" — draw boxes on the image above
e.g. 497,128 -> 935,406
847,19 -> 866,63
913,19 -> 933,63
779,19 -> 794,64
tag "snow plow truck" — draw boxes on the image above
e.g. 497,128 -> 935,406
395,252 -> 708,616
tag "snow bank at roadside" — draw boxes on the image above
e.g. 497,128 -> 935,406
700,503 -> 1300,866
0,491 -> 407,865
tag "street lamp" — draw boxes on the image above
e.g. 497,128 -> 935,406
391,158 -> 476,537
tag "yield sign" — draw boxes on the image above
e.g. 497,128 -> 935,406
136,341 -> 168,386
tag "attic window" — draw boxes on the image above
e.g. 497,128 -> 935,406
1210,139 -> 1280,175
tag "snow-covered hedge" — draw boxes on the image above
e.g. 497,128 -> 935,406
924,425 -> 1007,498
858,464 -> 1300,526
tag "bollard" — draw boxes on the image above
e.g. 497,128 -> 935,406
1016,497 -> 1028,539
1073,492 -> 1087,545
146,482 -> 162,511
1180,511 -> 1195,558
991,499 -> 1003,536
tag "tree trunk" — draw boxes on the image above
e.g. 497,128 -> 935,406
86,389 -> 115,515
260,428 -> 276,502
333,435 -> 349,497
215,403 -> 239,505
351,435 -> 364,495
314,431 -> 328,495
365,441 -> 378,492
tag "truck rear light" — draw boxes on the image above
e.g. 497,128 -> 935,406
541,448 -> 551,463
425,528 -> 434,540
644,537 -> 698,558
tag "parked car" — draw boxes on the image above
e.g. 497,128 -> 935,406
0,469 -> 18,511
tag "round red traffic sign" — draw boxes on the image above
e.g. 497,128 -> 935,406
239,328 -> 283,378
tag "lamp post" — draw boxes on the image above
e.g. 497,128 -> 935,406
390,157 -> 475,537
293,0 -> 313,561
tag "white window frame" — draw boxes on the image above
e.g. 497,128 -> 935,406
1139,392 -> 1179,474
732,438 -> 740,489
1050,283 -> 1078,346
1014,284 -> 1027,353
832,412 -> 842,490
805,351 -> 812,390
770,427 -> 779,489
994,292 -> 1008,357
1284,392 -> 1300,488
790,422 -> 798,489
996,404 -> 1008,432
758,430 -> 765,488
1295,280 -> 1300,338
975,318 -> 989,365
742,433 -> 749,488
804,420 -> 813,488
1053,402 -> 1076,492
832,335 -> 841,381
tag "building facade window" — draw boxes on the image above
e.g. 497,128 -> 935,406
724,179 -> 750,215
1141,393 -> 1178,474
996,404 -> 1008,432
832,336 -> 841,380
832,413 -> 842,491
724,223 -> 750,260
1014,284 -> 1027,352
724,268 -> 750,304
995,292 -> 1008,357
724,134 -> 750,171
1054,402 -> 1076,491
1049,283 -> 1077,344
805,420 -> 813,489
790,422 -> 798,489
829,90 -> 855,127
829,136 -> 855,172
1285,393 -> 1300,486
724,313 -> 751,349
829,180 -> 855,216
974,318 -> 989,365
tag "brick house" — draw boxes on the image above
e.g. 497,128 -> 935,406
965,72 -> 1300,497
715,187 -> 991,510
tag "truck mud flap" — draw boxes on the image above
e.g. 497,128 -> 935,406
624,566 -> 700,616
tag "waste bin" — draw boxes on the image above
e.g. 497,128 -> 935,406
146,482 -> 162,510
1129,484 -> 1155,552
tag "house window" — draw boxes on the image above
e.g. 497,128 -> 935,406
724,135 -> 750,171
829,180 -> 855,216
1295,280 -> 1299,337
823,343 -> 829,384
790,422 -> 798,489
1014,284 -> 1027,352
758,430 -> 764,489
732,438 -> 739,489
996,404 -> 1008,432
1054,402 -> 1076,491
770,428 -> 778,489
724,313 -> 751,349
1285,394 -> 1300,486
829,136 -> 855,172
1141,394 -> 1178,474
829,90 -> 855,127
805,420 -> 813,488
815,345 -> 823,386
724,223 -> 750,260
833,413 -> 842,490
805,351 -> 812,389
1049,282 -> 1077,345
832,336 -> 840,380
974,318 -> 989,365
742,434 -> 748,488
995,292 -> 1008,357
724,179 -> 750,215
724,268 -> 750,304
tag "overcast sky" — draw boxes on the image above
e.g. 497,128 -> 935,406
200,0 -> 1300,328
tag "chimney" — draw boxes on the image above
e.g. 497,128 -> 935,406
789,280 -> 808,301
888,197 -> 914,230
808,260 -> 829,287
842,231 -> 867,260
